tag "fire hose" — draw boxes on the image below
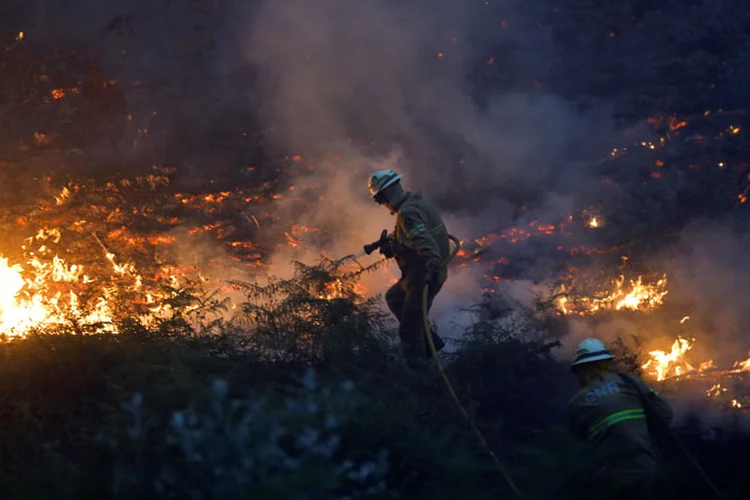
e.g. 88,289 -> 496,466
355,231 -> 521,494
382,231 -> 718,498
422,235 -> 523,498
619,375 -> 724,499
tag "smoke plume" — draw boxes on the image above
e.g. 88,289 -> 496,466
238,0 -> 624,335
9,1 -> 750,420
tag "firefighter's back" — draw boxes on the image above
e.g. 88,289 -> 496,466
398,193 -> 450,263
571,372 -> 658,467
566,372 -> 660,499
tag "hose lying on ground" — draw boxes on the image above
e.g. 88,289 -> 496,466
620,375 -> 724,499
423,235 -> 523,498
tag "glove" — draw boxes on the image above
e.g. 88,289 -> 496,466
379,236 -> 395,259
425,271 -> 441,294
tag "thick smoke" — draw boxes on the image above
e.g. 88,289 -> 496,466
658,220 -> 750,365
5,0 -> 254,168
558,218 -> 750,428
10,0 -> 750,390
239,1 -> 750,432
239,0 -> 621,336
562,219 -> 750,364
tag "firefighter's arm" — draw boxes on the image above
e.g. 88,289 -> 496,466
567,398 -> 588,441
569,413 -> 588,441
635,377 -> 674,426
397,209 -> 442,273
647,386 -> 674,426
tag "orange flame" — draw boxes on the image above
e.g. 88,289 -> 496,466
642,337 -> 697,381
731,353 -> 750,373
644,339 -> 750,383
557,274 -> 668,315
0,230 -> 193,337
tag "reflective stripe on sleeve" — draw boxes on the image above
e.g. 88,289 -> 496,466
587,408 -> 645,440
430,223 -> 445,235
406,222 -> 445,240
407,223 -> 426,238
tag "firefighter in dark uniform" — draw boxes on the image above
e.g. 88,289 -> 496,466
368,169 -> 449,367
562,338 -> 674,500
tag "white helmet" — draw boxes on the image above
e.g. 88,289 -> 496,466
368,169 -> 402,198
571,338 -> 614,366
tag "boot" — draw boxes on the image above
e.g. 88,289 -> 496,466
424,328 -> 445,357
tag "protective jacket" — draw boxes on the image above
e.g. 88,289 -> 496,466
568,372 -> 673,470
390,191 -> 450,280
383,191 -> 450,364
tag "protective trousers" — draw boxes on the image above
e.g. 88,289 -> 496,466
385,274 -> 445,364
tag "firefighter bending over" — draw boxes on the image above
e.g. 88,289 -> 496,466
367,169 -> 449,367
563,338 -> 674,499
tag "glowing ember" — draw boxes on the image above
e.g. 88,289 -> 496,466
587,217 -> 600,228
55,186 -> 72,206
462,220 -> 561,257
648,115 -> 688,132
706,384 -> 726,398
316,278 -> 368,301
698,360 -> 716,372
319,280 -> 346,300
284,232 -> 303,248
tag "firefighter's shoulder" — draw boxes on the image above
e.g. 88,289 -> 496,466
570,376 -> 623,406
398,201 -> 427,228
412,194 -> 440,214
398,195 -> 422,214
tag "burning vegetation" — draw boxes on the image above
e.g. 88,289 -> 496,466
555,274 -> 668,316
1,0 -> 750,497
0,51 -> 747,414
0,102 -> 744,414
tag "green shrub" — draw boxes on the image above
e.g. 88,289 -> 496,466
105,371 -> 392,499
0,262 -> 744,499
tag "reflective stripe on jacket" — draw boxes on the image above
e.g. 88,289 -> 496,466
587,408 -> 646,440
392,192 -> 450,276
568,372 -> 673,470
